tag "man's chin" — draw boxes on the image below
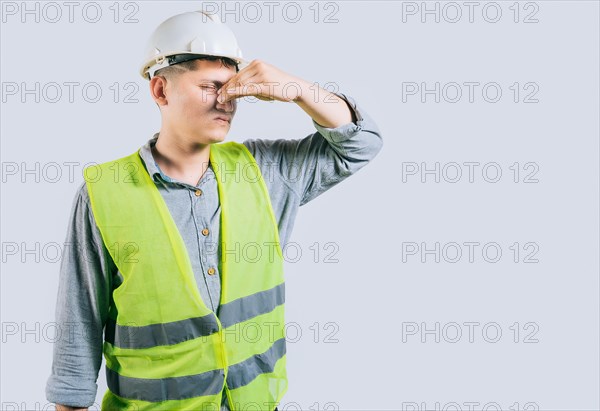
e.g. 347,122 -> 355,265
210,132 -> 228,144
197,132 -> 228,145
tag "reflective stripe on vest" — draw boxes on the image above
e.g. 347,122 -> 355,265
84,141 -> 288,411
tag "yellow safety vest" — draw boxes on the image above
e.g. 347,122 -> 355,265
83,141 -> 288,411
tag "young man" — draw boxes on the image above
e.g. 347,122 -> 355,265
45,10 -> 383,411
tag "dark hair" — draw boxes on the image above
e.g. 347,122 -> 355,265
154,55 -> 239,79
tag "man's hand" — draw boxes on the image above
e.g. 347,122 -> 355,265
217,59 -> 307,103
217,59 -> 354,129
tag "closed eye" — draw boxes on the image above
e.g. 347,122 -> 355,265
199,85 -> 218,93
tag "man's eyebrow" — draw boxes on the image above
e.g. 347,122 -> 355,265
198,80 -> 225,87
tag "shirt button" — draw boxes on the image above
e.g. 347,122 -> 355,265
207,267 -> 216,275
195,189 -> 203,197
201,228 -> 209,236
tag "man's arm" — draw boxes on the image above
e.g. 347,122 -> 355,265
292,80 -> 355,129
219,60 -> 382,205
218,60 -> 356,129
45,182 -> 114,409
244,91 -> 383,206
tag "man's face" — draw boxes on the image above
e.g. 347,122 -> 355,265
156,59 -> 238,144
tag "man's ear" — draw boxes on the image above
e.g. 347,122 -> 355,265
150,75 -> 169,107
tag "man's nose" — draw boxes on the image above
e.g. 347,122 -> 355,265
216,97 -> 236,113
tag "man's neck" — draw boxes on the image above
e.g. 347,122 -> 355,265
152,133 -> 211,186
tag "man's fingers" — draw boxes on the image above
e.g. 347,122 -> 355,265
219,74 -> 262,103
220,66 -> 258,95
219,83 -> 261,103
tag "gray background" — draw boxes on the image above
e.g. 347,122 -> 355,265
1,1 -> 599,410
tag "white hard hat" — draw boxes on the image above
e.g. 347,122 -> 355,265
139,10 -> 249,80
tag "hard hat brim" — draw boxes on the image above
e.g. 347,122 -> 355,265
141,53 -> 250,80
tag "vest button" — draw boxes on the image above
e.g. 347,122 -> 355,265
201,228 -> 209,236
207,267 -> 216,275
194,189 -> 203,197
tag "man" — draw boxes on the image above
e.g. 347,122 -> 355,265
45,10 -> 383,411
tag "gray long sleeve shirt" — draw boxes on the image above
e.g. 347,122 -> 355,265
45,92 -> 383,409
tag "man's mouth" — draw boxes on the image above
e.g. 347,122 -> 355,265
214,116 -> 231,124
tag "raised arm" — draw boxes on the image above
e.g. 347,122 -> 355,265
244,91 -> 383,206
218,60 -> 383,205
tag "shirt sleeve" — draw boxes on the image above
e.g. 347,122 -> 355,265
243,92 -> 383,206
45,181 -> 115,408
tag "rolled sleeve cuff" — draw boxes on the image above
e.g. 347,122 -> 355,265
311,92 -> 365,143
46,375 -> 98,408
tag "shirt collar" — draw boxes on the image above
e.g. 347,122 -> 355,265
138,133 -> 214,186
138,133 -> 171,183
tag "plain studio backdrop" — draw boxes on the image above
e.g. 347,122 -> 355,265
1,1 -> 599,410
